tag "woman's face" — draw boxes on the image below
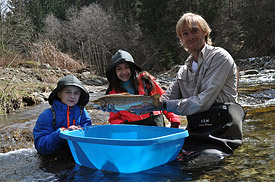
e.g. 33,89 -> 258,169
115,62 -> 131,82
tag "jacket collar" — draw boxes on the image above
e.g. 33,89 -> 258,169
185,44 -> 213,69
52,99 -> 76,111
200,44 -> 212,61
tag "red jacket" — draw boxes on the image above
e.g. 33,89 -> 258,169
108,73 -> 181,125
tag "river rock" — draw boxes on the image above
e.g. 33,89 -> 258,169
22,95 -> 37,106
244,70 -> 259,75
38,64 -> 51,69
51,67 -> 61,71
82,71 -> 91,77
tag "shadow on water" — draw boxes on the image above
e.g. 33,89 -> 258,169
49,157 -> 212,182
63,161 -> 193,182
53,154 -> 230,182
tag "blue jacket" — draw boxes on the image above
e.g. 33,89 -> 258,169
33,99 -> 91,155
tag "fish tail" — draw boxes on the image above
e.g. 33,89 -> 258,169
152,94 -> 161,107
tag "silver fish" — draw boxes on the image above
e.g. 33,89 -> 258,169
92,93 -> 161,111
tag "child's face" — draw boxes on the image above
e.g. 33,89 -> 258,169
58,86 -> 81,107
115,62 -> 131,82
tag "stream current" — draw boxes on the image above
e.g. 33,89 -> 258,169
0,70 -> 274,181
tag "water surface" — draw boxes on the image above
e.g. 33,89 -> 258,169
0,70 -> 274,181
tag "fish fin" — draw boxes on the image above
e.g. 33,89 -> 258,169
127,110 -> 135,114
152,94 -> 161,107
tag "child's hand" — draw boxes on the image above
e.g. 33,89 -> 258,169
68,125 -> 82,130
61,125 -> 82,131
61,127 -> 67,131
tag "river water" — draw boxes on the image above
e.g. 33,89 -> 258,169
0,70 -> 274,182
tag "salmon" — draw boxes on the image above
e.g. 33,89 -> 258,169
92,93 -> 161,111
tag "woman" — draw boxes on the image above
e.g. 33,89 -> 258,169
104,49 -> 180,128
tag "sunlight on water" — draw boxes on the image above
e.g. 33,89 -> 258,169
0,148 -> 56,181
240,69 -> 275,85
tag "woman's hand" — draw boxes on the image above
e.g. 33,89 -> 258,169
127,102 -> 159,115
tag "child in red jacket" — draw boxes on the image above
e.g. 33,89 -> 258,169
103,49 -> 181,128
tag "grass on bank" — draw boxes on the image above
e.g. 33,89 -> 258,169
0,80 -> 53,114
0,40 -> 85,114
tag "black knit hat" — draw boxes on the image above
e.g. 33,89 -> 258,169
106,50 -> 142,81
48,74 -> 89,106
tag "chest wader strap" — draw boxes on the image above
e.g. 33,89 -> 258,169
50,106 -> 84,128
50,107 -> 56,128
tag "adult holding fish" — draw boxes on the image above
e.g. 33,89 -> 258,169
100,49 -> 180,128
127,13 -> 246,159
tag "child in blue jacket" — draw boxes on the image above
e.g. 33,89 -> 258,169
33,74 -> 91,155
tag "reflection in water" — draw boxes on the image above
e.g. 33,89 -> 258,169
0,70 -> 274,181
61,162 -> 192,182
0,148 -> 196,181
0,103 -> 50,126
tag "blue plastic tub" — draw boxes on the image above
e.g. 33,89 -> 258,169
60,125 -> 189,173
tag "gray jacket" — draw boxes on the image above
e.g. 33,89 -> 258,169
162,44 -> 238,116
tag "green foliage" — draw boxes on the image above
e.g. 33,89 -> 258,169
165,51 -> 175,69
0,81 -> 21,113
2,0 -> 34,53
19,60 -> 39,68
136,0 -> 229,65
26,0 -> 100,33
1,0 -> 275,74
238,0 -> 275,57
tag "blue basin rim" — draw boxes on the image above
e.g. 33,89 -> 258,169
60,128 -> 189,146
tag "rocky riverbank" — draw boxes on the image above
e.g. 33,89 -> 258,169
0,64 -> 108,114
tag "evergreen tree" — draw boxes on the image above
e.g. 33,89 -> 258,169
4,0 -> 34,53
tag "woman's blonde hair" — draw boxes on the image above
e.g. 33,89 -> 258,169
176,13 -> 212,51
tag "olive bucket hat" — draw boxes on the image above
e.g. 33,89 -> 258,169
48,74 -> 89,106
106,49 -> 142,81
